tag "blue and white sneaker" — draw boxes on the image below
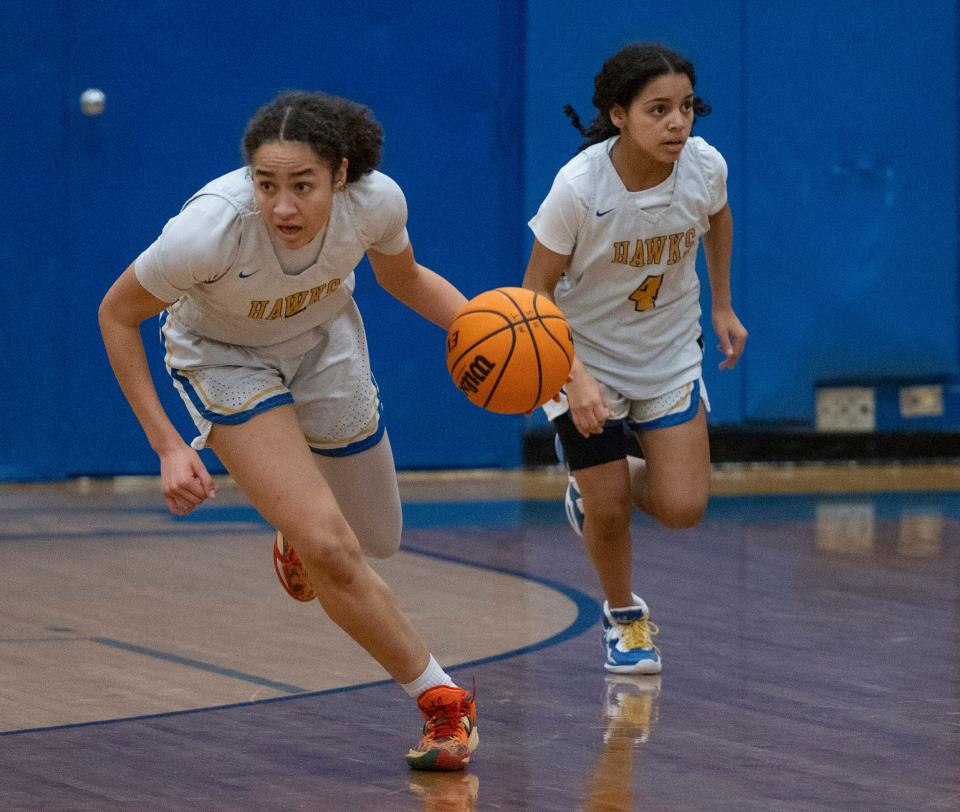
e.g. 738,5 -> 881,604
555,434 -> 585,538
563,474 -> 585,539
602,597 -> 662,674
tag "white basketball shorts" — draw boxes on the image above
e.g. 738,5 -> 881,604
159,299 -> 383,456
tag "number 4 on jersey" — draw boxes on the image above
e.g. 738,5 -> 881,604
629,275 -> 663,311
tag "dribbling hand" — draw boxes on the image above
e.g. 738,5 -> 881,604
566,366 -> 609,437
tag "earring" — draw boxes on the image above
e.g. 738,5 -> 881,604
336,179 -> 346,191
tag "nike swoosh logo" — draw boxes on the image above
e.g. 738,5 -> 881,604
238,269 -> 260,278
596,208 -> 615,217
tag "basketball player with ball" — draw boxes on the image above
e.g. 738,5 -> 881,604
524,43 -> 748,674
99,91 -> 478,771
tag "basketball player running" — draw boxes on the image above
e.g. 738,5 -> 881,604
98,91 -> 477,770
523,43 -> 747,674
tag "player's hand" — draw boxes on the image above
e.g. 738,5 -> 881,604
713,307 -> 748,370
566,364 -> 609,437
159,443 -> 217,516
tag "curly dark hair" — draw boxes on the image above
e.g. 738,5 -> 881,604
564,43 -> 711,152
242,91 -> 382,183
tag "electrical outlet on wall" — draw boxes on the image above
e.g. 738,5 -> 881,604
816,387 -> 876,431
899,385 -> 943,418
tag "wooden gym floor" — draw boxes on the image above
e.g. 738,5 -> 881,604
0,463 -> 958,810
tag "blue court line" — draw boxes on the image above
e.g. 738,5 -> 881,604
91,638 -> 307,694
0,546 -> 600,738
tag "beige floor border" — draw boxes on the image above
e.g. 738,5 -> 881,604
398,462 -> 960,500
9,461 -> 957,503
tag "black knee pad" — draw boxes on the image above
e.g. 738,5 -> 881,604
554,411 -> 637,472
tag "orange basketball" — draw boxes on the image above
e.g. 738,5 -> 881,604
446,287 -> 574,414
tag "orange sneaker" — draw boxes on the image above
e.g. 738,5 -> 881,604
272,530 -> 316,602
406,684 -> 478,771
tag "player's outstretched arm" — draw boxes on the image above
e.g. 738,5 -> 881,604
98,265 -> 216,515
368,244 -> 467,331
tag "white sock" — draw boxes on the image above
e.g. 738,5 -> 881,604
609,594 -> 649,614
401,654 -> 455,698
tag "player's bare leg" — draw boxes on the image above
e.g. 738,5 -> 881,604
576,456 -> 661,674
574,458 -> 634,608
208,405 -> 429,683
630,403 -> 710,529
273,433 -> 404,601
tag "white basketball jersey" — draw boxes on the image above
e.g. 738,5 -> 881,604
529,135 -> 727,400
136,168 -> 409,352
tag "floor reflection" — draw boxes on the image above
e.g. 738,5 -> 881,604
897,511 -> 943,557
815,501 -> 876,554
815,500 -> 945,557
584,675 -> 661,812
407,771 -> 479,812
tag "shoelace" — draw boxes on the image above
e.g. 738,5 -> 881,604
622,618 -> 660,651
423,701 -> 463,741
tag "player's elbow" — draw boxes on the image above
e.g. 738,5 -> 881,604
97,291 -> 116,335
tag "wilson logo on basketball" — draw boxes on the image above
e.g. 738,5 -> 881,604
457,355 -> 497,394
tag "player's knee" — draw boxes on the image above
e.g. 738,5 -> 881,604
292,516 -> 363,583
586,502 -> 632,540
651,496 -> 706,530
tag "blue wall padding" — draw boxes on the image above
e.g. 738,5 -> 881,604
0,0 -> 956,479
